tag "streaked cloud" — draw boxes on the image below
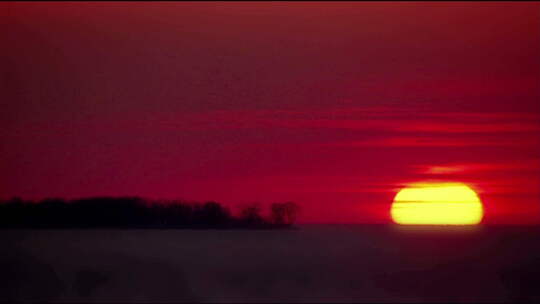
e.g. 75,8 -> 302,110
327,136 -> 540,148
167,107 -> 540,135
414,159 -> 540,175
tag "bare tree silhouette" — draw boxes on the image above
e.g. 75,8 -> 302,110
239,203 -> 264,227
271,202 -> 299,226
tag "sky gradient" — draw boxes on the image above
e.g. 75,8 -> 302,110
2,2 -> 539,224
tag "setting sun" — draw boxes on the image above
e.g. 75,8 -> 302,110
391,182 -> 484,225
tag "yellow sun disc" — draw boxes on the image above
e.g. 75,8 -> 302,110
391,182 -> 484,225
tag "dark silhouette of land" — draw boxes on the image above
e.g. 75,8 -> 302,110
0,197 -> 299,229
2,226 -> 540,302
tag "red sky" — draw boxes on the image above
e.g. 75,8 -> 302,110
1,2 -> 539,224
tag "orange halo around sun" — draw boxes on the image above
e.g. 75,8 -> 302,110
391,182 -> 484,225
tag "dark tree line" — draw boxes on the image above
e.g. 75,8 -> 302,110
0,197 -> 299,229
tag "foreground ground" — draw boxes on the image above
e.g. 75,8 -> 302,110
1,225 -> 540,302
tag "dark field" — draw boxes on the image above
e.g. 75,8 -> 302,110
2,225 -> 540,303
